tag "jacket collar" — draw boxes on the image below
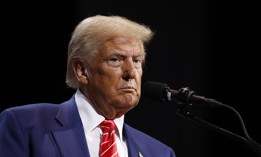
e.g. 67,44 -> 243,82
52,96 -> 90,157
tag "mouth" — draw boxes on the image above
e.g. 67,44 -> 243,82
119,87 -> 136,92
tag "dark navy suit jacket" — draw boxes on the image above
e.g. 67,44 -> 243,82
0,96 -> 176,157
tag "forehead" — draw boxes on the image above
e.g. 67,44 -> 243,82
102,37 -> 144,55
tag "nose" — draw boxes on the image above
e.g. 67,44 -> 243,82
122,58 -> 136,81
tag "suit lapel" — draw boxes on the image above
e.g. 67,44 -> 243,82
52,97 -> 90,157
124,124 -> 144,157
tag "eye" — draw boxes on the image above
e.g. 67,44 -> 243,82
107,56 -> 122,67
109,57 -> 120,62
134,58 -> 142,64
133,58 -> 143,68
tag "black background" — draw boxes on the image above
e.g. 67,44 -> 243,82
1,0 -> 260,156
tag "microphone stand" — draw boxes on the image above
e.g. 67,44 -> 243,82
175,87 -> 261,157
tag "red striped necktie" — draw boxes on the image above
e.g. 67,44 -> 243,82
99,120 -> 119,157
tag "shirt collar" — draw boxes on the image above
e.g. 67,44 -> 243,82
75,89 -> 125,141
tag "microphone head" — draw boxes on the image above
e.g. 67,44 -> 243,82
142,81 -> 170,102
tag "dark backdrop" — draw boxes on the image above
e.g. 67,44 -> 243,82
1,0 -> 260,157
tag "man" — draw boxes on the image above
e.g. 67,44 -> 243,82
0,15 -> 176,157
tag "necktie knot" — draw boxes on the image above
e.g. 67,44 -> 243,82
100,120 -> 116,133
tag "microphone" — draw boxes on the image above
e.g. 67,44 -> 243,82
142,81 -> 261,155
142,81 -> 207,104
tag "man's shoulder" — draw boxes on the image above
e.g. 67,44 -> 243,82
124,123 -> 168,146
0,103 -> 61,121
124,123 -> 176,156
3,103 -> 59,113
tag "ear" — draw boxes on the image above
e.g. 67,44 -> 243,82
73,60 -> 89,84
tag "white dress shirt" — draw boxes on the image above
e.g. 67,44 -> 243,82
75,89 -> 128,157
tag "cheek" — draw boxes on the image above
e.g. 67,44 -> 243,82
111,68 -> 124,76
136,70 -> 143,80
91,64 -> 121,78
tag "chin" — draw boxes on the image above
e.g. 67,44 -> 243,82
117,100 -> 138,110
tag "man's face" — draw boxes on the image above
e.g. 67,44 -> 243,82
85,37 -> 145,119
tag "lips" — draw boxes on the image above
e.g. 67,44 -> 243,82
119,86 -> 136,92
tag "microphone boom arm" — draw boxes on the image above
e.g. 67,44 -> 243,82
174,87 -> 261,157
